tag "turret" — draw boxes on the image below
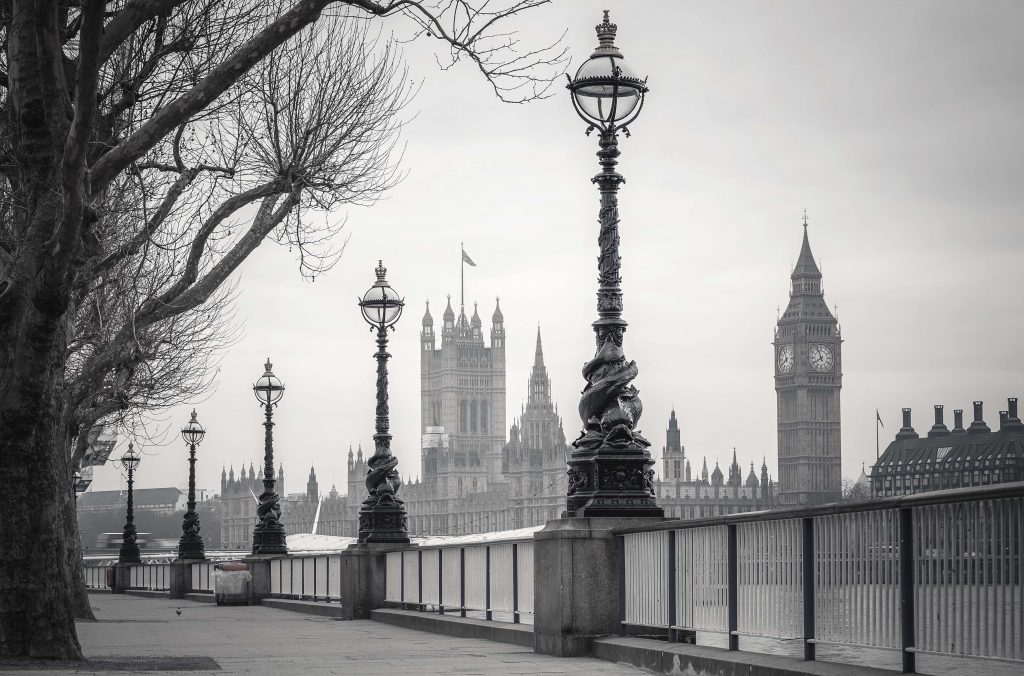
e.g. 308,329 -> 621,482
728,447 -> 742,487
746,463 -> 759,489
421,301 -> 435,351
221,466 -> 227,494
760,458 -> 770,491
491,297 -> 505,349
278,463 -> 284,496
711,461 -> 724,487
700,457 -> 709,484
442,296 -> 455,343
307,466 -> 318,502
471,302 -> 482,340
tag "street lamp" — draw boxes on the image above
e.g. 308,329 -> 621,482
178,409 -> 206,560
356,260 -> 409,543
564,11 -> 662,518
251,359 -> 288,555
118,443 -> 142,564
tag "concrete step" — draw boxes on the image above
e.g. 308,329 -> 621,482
370,608 -> 534,648
184,592 -> 215,603
592,636 -> 895,676
260,598 -> 347,617
124,589 -> 170,599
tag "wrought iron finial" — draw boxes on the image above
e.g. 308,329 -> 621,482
263,358 -> 273,374
190,409 -> 198,422
802,209 -> 808,228
594,10 -> 620,56
375,259 -> 387,281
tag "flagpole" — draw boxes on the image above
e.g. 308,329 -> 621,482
460,241 -> 464,309
875,410 -> 880,461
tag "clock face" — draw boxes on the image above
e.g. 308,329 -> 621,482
810,344 -> 834,372
777,345 -> 794,373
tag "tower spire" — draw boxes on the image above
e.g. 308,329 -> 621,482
534,324 -> 544,368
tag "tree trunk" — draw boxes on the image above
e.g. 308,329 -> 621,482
66,490 -> 96,622
0,364 -> 84,658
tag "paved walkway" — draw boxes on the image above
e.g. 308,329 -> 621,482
6,594 -> 644,674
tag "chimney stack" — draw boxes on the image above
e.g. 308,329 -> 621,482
896,408 -> 919,440
967,400 -> 991,435
928,404 -> 950,437
999,410 -> 1008,430
1004,397 -> 1024,431
952,409 -> 965,434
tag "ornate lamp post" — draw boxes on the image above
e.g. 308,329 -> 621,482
356,260 -> 409,543
564,11 -> 663,518
251,359 -> 288,555
178,409 -> 206,560
118,443 -> 142,564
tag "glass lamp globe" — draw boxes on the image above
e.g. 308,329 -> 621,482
568,11 -> 648,130
359,260 -> 404,329
253,359 -> 285,406
181,409 -> 206,446
121,443 -> 140,472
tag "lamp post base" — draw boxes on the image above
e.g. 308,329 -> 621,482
251,524 -> 288,555
177,534 -> 206,560
118,542 -> 141,564
564,450 -> 664,518
357,503 -> 410,544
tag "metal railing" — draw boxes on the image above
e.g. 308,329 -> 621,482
190,561 -> 214,592
384,540 -> 535,625
617,482 -> 1024,674
268,555 -> 343,602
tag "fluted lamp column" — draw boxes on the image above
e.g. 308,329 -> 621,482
564,11 -> 663,517
251,359 -> 288,555
118,443 -> 142,564
356,260 -> 410,543
177,409 -> 207,560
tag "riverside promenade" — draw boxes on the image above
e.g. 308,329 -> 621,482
4,594 -> 644,675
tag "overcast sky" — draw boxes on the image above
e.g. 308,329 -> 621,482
90,0 -> 1024,500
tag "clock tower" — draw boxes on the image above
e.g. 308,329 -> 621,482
774,215 -> 842,505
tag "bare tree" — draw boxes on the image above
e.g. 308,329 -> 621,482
0,0 -> 563,660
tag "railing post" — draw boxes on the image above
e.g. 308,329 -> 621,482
618,535 -> 626,636
802,517 -> 816,661
512,543 -> 520,624
438,548 -> 444,614
301,557 -> 306,599
485,545 -> 492,621
727,524 -> 738,651
400,553 -> 406,610
313,557 -> 317,601
668,530 -> 677,642
460,547 -> 466,618
899,507 -> 916,674
418,549 -> 423,611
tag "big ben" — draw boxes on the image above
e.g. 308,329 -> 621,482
774,215 -> 842,505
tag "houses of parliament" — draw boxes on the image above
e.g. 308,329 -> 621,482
219,223 -> 842,546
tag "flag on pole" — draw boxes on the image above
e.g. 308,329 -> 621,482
462,249 -> 477,266
876,409 -> 884,428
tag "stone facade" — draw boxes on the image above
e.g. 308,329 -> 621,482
773,218 -> 843,505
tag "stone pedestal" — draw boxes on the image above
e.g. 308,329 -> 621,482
244,555 -> 275,604
338,544 -> 400,620
169,560 -> 193,599
112,563 -> 131,593
533,517 -> 665,657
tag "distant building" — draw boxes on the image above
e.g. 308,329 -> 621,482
871,398 -> 1024,496
78,487 -> 186,515
774,218 -> 843,505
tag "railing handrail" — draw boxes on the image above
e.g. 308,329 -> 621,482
614,481 -> 1024,535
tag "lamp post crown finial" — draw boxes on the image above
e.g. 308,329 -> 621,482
596,10 -> 617,46
375,259 -> 387,281
190,409 -> 198,422
264,358 -> 273,373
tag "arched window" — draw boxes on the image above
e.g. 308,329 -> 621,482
459,400 -> 467,433
470,400 -> 478,433
480,400 -> 488,433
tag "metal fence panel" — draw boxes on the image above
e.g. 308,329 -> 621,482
914,497 -> 1023,661
624,531 -> 669,627
301,558 -> 315,597
385,552 -> 402,603
270,559 -> 283,595
517,541 -> 535,622
314,556 -> 329,598
737,520 -> 803,639
464,546 -> 487,613
489,544 -> 515,619
402,551 -> 419,605
441,547 -> 462,611
815,510 -> 900,649
422,549 -> 440,606
676,526 -> 729,633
